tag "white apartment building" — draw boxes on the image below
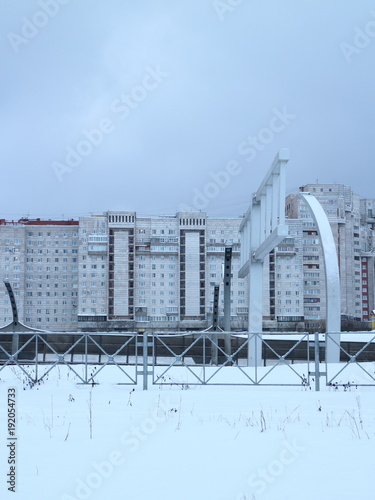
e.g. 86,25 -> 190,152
267,219 -> 305,329
286,184 -> 375,329
0,185 -> 374,333
77,212 -> 248,332
0,218 -> 79,331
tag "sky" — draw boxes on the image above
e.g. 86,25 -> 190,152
1,0 -> 375,220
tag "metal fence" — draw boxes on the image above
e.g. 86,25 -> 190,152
1,331 -> 374,390
151,332 -> 311,388
325,332 -> 375,387
0,332 -> 138,385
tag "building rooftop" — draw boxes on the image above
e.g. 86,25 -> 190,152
0,218 -> 78,226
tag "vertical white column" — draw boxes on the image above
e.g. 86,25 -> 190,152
260,193 -> 266,243
272,174 -> 279,229
248,202 -> 263,366
278,162 -> 286,225
266,184 -> 272,236
241,220 -> 247,270
245,220 -> 250,265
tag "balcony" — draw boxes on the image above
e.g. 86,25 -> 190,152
88,235 -> 108,254
166,307 -> 179,315
135,307 -> 147,315
135,243 -> 150,252
151,237 -> 178,244
150,244 -> 178,254
237,307 -> 248,315
275,246 -> 296,256
88,244 -> 107,254
206,245 -> 226,253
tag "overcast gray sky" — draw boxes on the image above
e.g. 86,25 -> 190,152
1,0 -> 374,220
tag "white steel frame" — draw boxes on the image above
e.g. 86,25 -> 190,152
239,149 -> 290,365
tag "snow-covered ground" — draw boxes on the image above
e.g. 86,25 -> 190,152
1,363 -> 375,500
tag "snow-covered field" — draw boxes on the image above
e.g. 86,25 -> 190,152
1,363 -> 375,500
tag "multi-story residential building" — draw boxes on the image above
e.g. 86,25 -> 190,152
359,198 -> 375,322
266,219 -> 305,330
0,184 -> 374,333
285,184 -> 375,329
77,214 -> 109,325
0,218 -> 79,331
0,213 -> 248,332
77,211 -> 248,332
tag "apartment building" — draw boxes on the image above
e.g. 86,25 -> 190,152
285,184 -> 375,329
0,184 -> 374,333
0,213 -> 249,332
0,218 -> 79,331
77,212 -> 248,332
266,219 -> 305,330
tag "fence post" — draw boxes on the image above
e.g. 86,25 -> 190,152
314,332 -> 320,392
35,334 -> 38,383
85,334 -> 88,384
143,331 -> 148,391
255,333 -> 258,383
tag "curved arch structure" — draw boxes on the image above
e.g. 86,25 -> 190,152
1,281 -> 44,358
4,280 -> 19,326
299,193 -> 341,362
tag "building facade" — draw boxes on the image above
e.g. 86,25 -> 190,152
1,184 -> 374,333
77,212 -> 248,331
0,213 -> 248,332
0,218 -> 79,331
285,184 -> 375,330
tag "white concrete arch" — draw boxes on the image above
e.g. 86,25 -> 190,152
299,193 -> 341,362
